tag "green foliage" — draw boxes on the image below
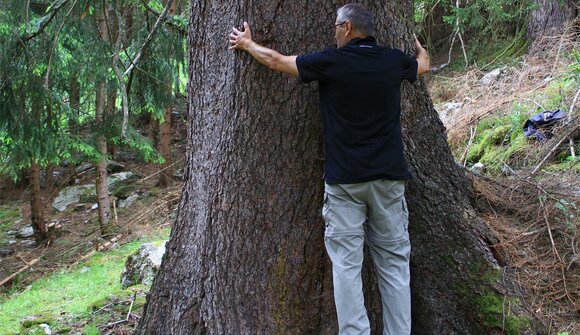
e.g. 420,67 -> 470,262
83,324 -> 100,335
0,1 -> 187,182
0,240 -> 151,334
414,0 -> 535,65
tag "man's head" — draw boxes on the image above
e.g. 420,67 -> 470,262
334,4 -> 374,48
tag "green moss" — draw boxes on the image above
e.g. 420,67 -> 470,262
475,293 -> 530,335
20,314 -> 56,328
453,263 -> 532,335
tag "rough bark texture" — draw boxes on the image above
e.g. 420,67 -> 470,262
29,161 -> 48,244
527,0 -> 577,41
95,3 -> 111,235
95,83 -> 110,235
136,1 -> 536,334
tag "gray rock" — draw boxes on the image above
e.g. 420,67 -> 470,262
107,160 -> 125,173
437,101 -> 462,125
480,66 -> 508,86
8,240 -> 17,245
107,172 -> 139,190
75,162 -> 94,174
119,194 -> 139,209
20,239 -> 36,248
6,230 -> 17,236
52,184 -> 95,212
17,226 -> 34,238
0,248 -> 14,256
91,203 -> 99,210
470,162 -> 485,174
121,242 -> 167,289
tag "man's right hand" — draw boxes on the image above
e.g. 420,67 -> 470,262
229,22 -> 253,51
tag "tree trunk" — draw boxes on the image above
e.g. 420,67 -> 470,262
136,1 -> 537,334
157,105 -> 173,187
106,90 -> 116,158
30,160 -> 48,244
95,2 -> 112,235
527,0 -> 577,41
69,76 -> 80,136
157,0 -> 178,188
95,83 -> 111,236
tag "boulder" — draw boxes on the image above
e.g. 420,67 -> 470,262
75,162 -> 94,174
437,101 -> 462,126
479,66 -> 508,86
119,194 -> 139,209
121,242 -> 167,289
107,160 -> 125,173
17,226 -> 35,238
52,185 -> 95,212
470,162 -> 485,174
107,171 -> 139,190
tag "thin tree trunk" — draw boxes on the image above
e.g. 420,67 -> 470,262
95,83 -> 111,235
95,2 -> 111,235
106,90 -> 116,158
136,1 -> 538,334
30,161 -> 48,244
157,105 -> 173,187
69,76 -> 80,136
157,0 -> 178,187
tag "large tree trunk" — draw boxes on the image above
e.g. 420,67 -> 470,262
527,0 -> 577,41
136,1 -> 537,334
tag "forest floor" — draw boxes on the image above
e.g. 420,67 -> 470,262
0,27 -> 578,335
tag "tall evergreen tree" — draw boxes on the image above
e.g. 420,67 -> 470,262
136,1 -> 537,334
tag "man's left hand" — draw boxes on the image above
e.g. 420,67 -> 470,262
229,22 -> 253,51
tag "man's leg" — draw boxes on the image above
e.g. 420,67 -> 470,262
323,183 -> 370,335
366,180 -> 411,335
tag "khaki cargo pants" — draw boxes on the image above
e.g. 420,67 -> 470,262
323,179 -> 411,335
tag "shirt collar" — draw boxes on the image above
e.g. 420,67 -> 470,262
345,36 -> 377,48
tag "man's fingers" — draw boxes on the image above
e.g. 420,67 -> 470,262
232,27 -> 241,34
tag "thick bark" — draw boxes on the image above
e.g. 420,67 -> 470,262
136,1 -> 537,334
29,161 -> 48,244
527,0 -> 577,40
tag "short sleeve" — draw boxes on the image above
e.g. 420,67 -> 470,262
396,49 -> 418,83
296,50 -> 336,83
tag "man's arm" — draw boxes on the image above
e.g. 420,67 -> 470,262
414,35 -> 430,77
229,22 -> 299,77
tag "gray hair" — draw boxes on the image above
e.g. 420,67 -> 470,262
337,4 -> 375,36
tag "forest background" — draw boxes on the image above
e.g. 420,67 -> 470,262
0,0 -> 578,334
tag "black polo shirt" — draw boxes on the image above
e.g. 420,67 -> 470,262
296,36 -> 417,184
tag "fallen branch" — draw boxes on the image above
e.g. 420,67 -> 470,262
531,125 -> 580,175
0,258 -> 39,286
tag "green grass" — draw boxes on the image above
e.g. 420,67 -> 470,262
0,205 -> 20,227
464,68 -> 578,174
0,231 -> 168,334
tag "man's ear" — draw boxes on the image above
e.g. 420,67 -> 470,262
345,20 -> 353,36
